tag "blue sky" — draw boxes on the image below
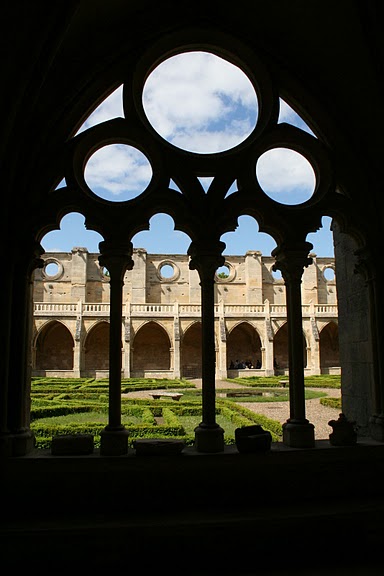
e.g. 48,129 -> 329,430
43,51 -> 334,257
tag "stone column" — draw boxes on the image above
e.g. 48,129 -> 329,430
355,249 -> 384,440
309,302 -> 321,375
273,242 -> 315,448
123,302 -> 131,378
188,241 -> 225,453
73,300 -> 82,378
7,241 -> 44,456
218,301 -> 228,378
98,241 -> 134,455
173,303 -> 181,378
264,299 -> 275,376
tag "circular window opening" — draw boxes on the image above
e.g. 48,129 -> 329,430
256,147 -> 316,205
159,263 -> 175,279
216,265 -> 230,279
142,51 -> 258,154
45,262 -> 59,277
84,143 -> 152,202
323,267 -> 335,281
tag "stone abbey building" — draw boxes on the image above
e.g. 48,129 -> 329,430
32,246 -> 339,379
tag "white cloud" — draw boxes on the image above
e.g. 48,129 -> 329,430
142,51 -> 258,153
77,86 -> 124,134
256,147 -> 316,204
84,144 -> 152,200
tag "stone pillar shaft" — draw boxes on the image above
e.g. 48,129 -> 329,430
98,242 -> 133,455
285,273 -> 306,419
7,242 -> 44,455
200,275 -> 216,425
188,242 -> 225,453
273,242 -> 315,447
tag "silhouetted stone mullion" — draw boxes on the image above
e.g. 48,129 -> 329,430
188,241 -> 225,453
98,241 -> 134,455
273,242 -> 315,448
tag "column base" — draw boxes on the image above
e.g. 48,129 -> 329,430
5,429 -> 36,456
283,419 -> 315,448
100,426 -> 129,456
194,423 -> 225,453
369,414 -> 384,442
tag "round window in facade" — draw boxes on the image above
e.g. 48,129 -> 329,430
157,261 -> 180,282
42,259 -> 63,281
323,266 -> 335,281
215,262 -> 235,282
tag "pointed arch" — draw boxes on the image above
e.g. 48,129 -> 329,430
35,320 -> 74,371
84,321 -> 110,371
181,321 -> 202,378
319,321 -> 339,372
226,321 -> 262,368
273,322 -> 307,372
132,320 -> 171,372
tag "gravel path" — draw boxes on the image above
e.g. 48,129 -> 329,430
122,378 -> 341,441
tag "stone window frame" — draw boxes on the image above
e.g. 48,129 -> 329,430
157,260 -> 180,282
215,261 -> 236,283
41,258 -> 64,281
322,265 -> 336,283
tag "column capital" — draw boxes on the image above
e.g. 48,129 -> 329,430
26,241 -> 45,277
272,241 -> 313,284
188,240 -> 225,281
98,241 -> 134,281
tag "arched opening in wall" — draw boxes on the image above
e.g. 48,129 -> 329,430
131,321 -> 171,375
320,322 -> 340,374
307,216 -> 335,258
226,322 -> 262,369
132,212 -> 191,253
84,322 -> 109,374
35,321 -> 74,373
273,323 -> 307,374
220,214 -> 277,259
33,212 -> 105,377
40,211 -> 104,254
181,322 -> 202,379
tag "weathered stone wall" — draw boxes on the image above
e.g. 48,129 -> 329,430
33,247 -> 337,305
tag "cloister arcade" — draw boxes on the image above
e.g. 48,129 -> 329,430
33,317 -> 339,379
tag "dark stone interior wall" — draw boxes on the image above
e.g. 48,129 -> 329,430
333,221 -> 372,435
